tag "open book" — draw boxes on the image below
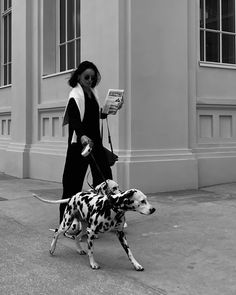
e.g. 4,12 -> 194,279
102,89 -> 124,115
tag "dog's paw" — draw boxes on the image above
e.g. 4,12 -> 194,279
134,264 -> 144,271
77,249 -> 86,255
90,262 -> 101,270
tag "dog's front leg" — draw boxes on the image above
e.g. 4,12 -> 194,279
116,230 -> 144,271
87,228 -> 100,269
75,221 -> 87,255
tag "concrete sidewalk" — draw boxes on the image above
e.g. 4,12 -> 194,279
1,173 -> 236,295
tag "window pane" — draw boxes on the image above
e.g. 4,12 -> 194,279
9,0 -> 11,8
60,0 -> 66,43
222,34 -> 235,63
200,0 -> 204,28
4,17 -> 7,64
4,0 -> 7,11
9,13 -> 11,62
76,0 -> 80,37
76,39 -> 80,66
67,0 -> 74,41
200,30 -> 205,61
206,32 -> 220,62
60,45 -> 66,71
206,0 -> 220,30
4,65 -> 7,85
222,0 -> 235,32
67,42 -> 75,70
8,64 -> 11,84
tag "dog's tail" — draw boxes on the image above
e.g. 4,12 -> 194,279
32,194 -> 69,204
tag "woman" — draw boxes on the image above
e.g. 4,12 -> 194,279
60,61 -> 115,222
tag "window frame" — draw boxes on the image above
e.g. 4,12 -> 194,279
56,0 -> 80,73
200,0 -> 236,68
0,0 -> 12,86
43,0 -> 81,77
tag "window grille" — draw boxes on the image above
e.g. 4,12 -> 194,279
43,0 -> 80,75
1,0 -> 12,86
200,0 -> 236,65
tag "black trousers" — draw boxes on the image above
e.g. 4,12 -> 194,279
59,143 -> 112,222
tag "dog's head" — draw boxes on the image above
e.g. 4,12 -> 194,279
112,189 -> 156,215
95,179 -> 121,196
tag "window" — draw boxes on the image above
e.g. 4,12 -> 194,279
43,0 -> 80,76
59,0 -> 81,72
200,0 -> 236,65
1,0 -> 12,85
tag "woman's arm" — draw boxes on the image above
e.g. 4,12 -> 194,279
100,108 -> 108,120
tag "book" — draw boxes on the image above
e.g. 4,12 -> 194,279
102,89 -> 124,115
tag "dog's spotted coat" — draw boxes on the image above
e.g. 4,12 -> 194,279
65,180 -> 121,236
33,180 -> 121,237
49,189 -> 155,270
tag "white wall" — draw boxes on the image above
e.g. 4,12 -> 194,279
1,0 -> 236,192
116,0 -> 197,192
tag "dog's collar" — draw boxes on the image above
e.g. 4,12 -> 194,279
106,196 -> 124,213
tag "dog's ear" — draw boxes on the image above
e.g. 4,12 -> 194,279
123,189 -> 137,199
103,182 -> 108,190
95,181 -> 107,192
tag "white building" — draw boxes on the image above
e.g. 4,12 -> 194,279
0,0 -> 236,193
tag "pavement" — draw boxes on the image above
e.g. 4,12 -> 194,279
1,174 -> 236,295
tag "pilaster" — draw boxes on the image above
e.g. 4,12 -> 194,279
5,0 -> 34,177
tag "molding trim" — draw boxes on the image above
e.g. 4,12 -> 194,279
37,102 -> 65,112
199,61 -> 236,70
0,108 -> 11,115
6,142 -> 31,153
30,142 -> 67,156
118,148 -> 196,162
0,138 -> 10,149
193,146 -> 236,158
197,98 -> 236,109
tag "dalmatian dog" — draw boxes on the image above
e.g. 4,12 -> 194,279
47,189 -> 155,271
33,179 -> 123,237
33,180 -> 121,205
95,179 -> 121,196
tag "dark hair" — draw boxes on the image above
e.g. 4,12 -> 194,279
68,61 -> 101,88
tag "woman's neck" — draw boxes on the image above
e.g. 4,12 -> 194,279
83,87 -> 92,98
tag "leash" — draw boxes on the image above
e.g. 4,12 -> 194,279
81,143 -> 108,187
85,170 -> 94,190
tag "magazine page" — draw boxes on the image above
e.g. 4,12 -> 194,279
102,89 -> 124,115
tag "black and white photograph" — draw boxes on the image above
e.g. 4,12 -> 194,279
0,0 -> 236,294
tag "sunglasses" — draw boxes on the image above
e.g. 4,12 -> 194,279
84,75 -> 96,81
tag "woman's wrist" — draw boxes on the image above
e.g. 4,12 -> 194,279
100,112 -> 108,119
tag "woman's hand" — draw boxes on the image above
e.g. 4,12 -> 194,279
108,105 -> 119,115
117,99 -> 124,110
107,100 -> 124,115
80,135 -> 93,147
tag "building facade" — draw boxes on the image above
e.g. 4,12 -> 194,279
0,0 -> 236,193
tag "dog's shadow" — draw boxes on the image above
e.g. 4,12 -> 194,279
48,229 -> 140,270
